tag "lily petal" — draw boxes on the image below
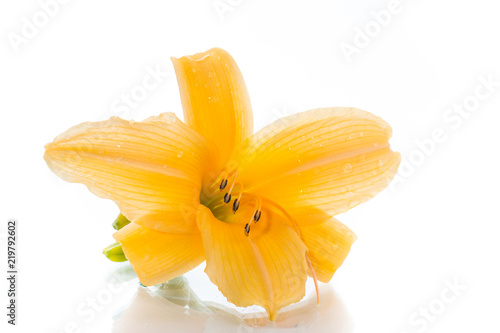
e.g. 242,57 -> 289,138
197,205 -> 308,320
298,214 -> 357,282
172,48 -> 253,167
114,223 -> 204,286
233,107 -> 401,216
44,113 -> 213,232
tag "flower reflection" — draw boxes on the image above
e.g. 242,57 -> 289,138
113,276 -> 354,333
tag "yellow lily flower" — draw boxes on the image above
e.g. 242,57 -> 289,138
44,48 -> 400,320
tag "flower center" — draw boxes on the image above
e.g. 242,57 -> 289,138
201,170 -> 262,236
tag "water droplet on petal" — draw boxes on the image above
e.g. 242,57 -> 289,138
177,151 -> 184,158
343,163 -> 352,173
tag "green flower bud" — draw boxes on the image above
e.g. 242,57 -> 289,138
112,214 -> 131,230
102,242 -> 128,262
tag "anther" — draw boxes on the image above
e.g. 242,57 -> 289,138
254,210 -> 261,222
244,223 -> 251,236
223,172 -> 239,205
219,178 -> 228,190
232,199 -> 240,213
233,182 -> 244,213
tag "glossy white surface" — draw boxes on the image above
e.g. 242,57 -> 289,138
113,276 -> 353,333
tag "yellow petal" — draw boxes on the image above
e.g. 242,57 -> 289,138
297,214 -> 357,282
197,205 -> 308,320
172,48 -> 253,168
114,223 -> 204,286
44,113 -> 213,232
233,107 -> 401,216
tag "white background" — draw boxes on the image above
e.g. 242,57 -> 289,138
1,0 -> 499,332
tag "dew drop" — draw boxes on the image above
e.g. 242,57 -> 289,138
177,151 -> 184,158
343,162 -> 352,173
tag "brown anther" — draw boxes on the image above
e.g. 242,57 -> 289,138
244,223 -> 251,235
219,178 -> 228,190
223,192 -> 232,204
232,199 -> 240,213
254,210 -> 261,222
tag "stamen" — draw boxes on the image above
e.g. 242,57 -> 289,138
306,255 -> 320,305
232,199 -> 240,212
212,168 -> 234,191
244,195 -> 263,235
232,182 -> 244,213
260,197 -> 321,305
253,196 -> 262,222
244,223 -> 251,236
223,172 -> 238,205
